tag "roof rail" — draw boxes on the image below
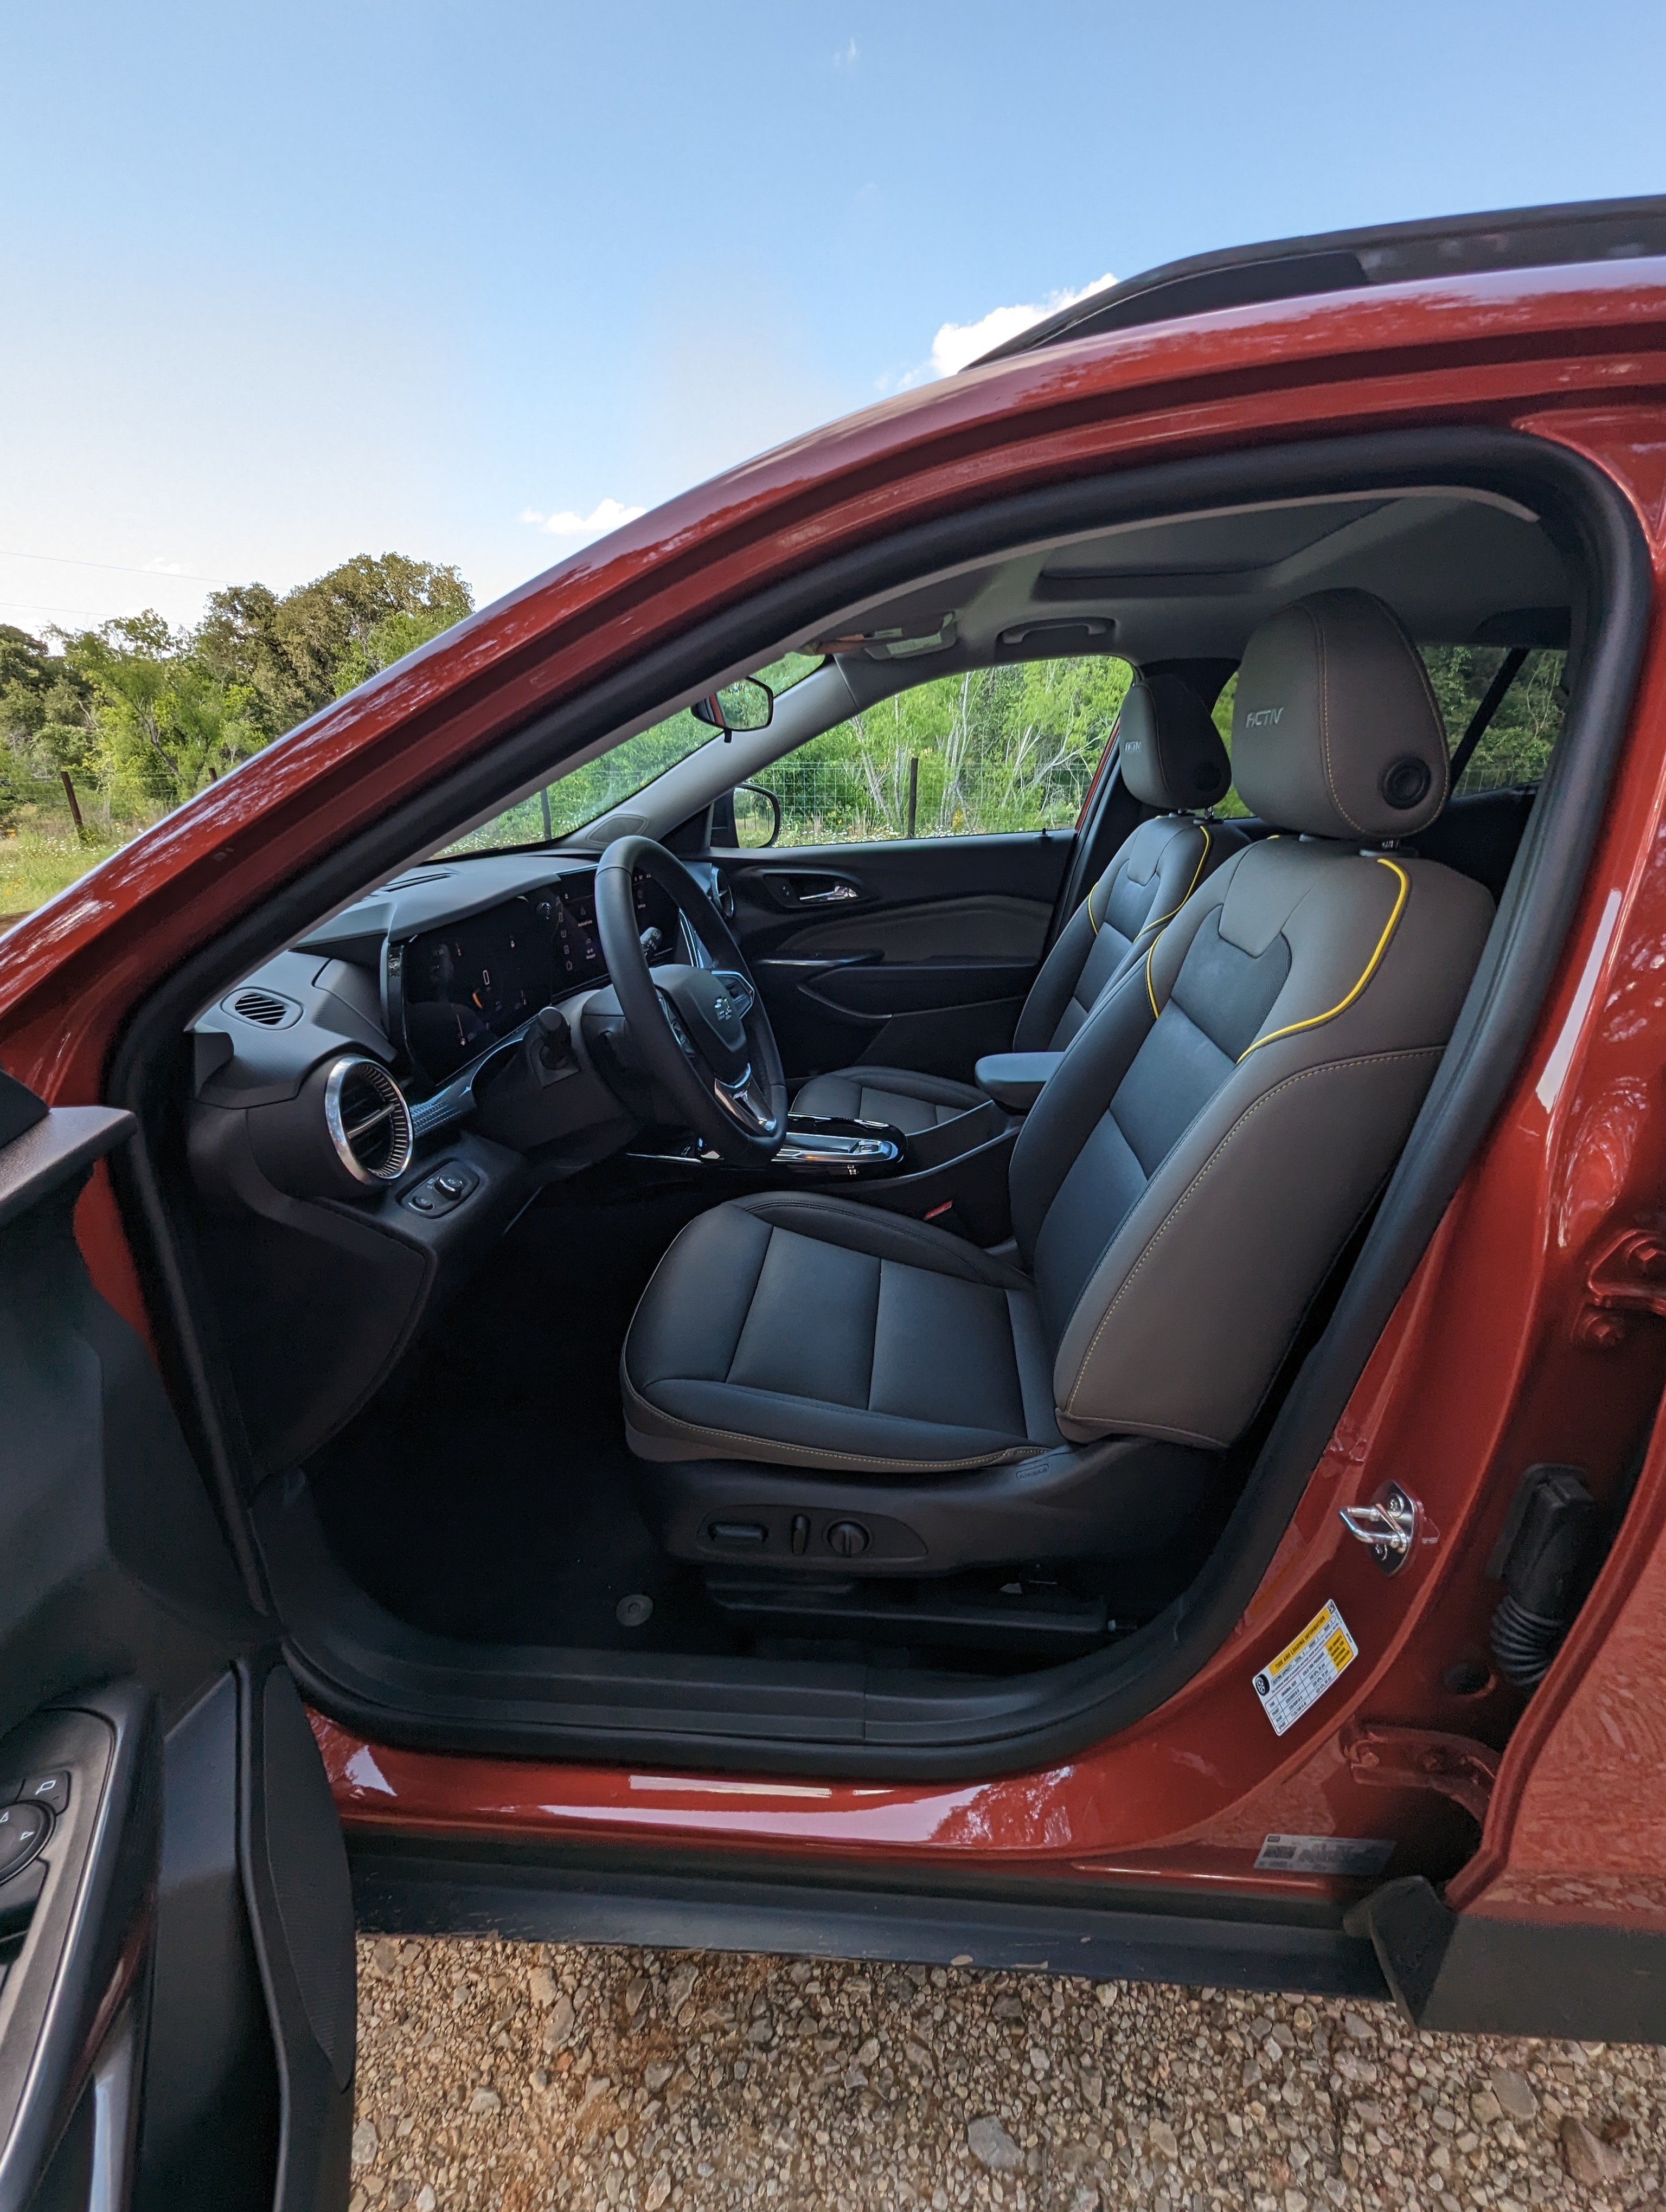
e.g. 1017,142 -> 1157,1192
970,194 -> 1666,366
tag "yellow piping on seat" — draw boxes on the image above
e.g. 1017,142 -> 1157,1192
1145,943 -> 1160,1020
1236,857 -> 1409,1062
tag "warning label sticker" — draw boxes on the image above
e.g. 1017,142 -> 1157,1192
1252,1599 -> 1357,1736
1255,1833 -> 1394,1876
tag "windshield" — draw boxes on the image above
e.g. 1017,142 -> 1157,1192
440,651 -> 821,856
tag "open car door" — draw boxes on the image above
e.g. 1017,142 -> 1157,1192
0,1073 -> 355,2212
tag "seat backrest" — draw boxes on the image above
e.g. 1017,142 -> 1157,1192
1008,589 -> 1495,1451
1014,676 -> 1242,1052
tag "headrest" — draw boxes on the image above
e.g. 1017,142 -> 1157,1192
1117,673 -> 1232,812
1231,589 -> 1449,841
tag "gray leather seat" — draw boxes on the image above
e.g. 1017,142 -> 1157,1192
790,674 -> 1242,1132
624,591 -> 1495,1574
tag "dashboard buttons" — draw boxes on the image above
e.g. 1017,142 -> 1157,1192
403,1165 -> 478,1218
0,1802 -> 49,1885
21,1772 -> 69,1815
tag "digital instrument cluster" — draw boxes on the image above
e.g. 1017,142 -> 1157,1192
395,874 -> 675,1081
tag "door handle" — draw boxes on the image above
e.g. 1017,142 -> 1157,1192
753,870 -> 867,911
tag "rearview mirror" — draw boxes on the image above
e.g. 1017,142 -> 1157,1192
691,677 -> 773,735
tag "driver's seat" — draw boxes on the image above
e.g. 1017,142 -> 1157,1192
622,591 -> 1495,1575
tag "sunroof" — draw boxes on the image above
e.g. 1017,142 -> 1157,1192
1041,499 -> 1389,581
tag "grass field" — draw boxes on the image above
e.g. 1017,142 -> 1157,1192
0,829 -> 129,925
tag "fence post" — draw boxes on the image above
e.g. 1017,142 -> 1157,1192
905,754 -> 919,839
59,770 -> 88,841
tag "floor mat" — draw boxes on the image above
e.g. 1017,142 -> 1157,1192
305,1175 -> 741,1655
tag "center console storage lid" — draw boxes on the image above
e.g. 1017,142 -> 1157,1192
973,1052 -> 1064,1111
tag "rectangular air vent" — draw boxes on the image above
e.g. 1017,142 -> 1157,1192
224,987 -> 303,1028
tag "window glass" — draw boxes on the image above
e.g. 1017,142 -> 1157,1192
1208,647 -> 1567,819
1420,645 -> 1567,796
440,651 -> 822,857
734,655 -> 1132,848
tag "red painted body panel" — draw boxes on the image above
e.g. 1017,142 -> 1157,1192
11,259 -> 1666,1933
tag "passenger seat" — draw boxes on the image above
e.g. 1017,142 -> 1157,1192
790,673 -> 1245,1130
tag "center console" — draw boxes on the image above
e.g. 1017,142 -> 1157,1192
629,1090 -> 1017,1242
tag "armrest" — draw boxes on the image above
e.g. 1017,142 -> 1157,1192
974,1052 -> 1064,1111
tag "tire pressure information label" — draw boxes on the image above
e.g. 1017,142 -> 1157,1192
1255,1833 -> 1394,1876
1252,1599 -> 1357,1735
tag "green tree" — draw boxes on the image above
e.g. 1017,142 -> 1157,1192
0,623 -> 98,772
63,614 -> 263,807
1421,644 -> 1566,792
196,553 -> 473,731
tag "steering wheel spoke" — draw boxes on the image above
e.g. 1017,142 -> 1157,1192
595,837 -> 787,1163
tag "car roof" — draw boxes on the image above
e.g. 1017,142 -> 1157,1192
971,194 -> 1666,365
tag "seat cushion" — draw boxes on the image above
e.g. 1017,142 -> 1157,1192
789,1066 -> 986,1133
623,1192 -> 1061,1472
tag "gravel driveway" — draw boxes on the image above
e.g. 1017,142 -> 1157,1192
350,1936 -> 1663,2212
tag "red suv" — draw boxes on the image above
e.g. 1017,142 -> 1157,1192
4,195 -> 1666,2207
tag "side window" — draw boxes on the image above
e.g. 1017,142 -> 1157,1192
1420,645 -> 1567,796
732,655 -> 1132,849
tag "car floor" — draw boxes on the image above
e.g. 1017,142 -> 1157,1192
306,1172 -> 745,1657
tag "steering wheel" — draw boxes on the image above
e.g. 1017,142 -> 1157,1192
594,835 -> 787,1163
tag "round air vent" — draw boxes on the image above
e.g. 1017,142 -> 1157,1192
322,1058 -> 413,1185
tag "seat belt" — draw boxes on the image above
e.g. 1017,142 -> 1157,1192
1448,647 -> 1528,788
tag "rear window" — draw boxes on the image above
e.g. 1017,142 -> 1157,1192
1420,645 -> 1567,796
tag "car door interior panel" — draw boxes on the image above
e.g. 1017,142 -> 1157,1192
725,835 -> 1072,1082
0,1081 -> 356,2211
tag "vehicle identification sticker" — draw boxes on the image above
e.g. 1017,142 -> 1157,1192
1252,1599 -> 1357,1735
1255,1833 -> 1394,1876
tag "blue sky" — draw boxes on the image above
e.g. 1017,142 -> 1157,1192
4,0 -> 1664,636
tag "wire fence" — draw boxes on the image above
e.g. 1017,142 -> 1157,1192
747,747 -> 1100,849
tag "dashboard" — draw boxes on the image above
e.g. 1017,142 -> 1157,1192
390,874 -> 678,1081
182,848 -> 729,1477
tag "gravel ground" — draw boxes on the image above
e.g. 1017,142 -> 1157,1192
351,1935 -> 1664,2212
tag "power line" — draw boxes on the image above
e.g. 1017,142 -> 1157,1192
0,595 -> 162,622
0,546 -> 230,586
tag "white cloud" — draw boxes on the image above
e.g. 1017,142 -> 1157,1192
142,555 -> 187,574
834,36 -> 858,66
520,496 -> 646,539
905,273 -> 1119,385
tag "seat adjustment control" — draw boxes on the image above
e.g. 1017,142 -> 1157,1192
826,1520 -> 870,1559
708,1520 -> 767,1547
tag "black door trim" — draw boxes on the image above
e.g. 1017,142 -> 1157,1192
349,1833 -> 1388,2004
